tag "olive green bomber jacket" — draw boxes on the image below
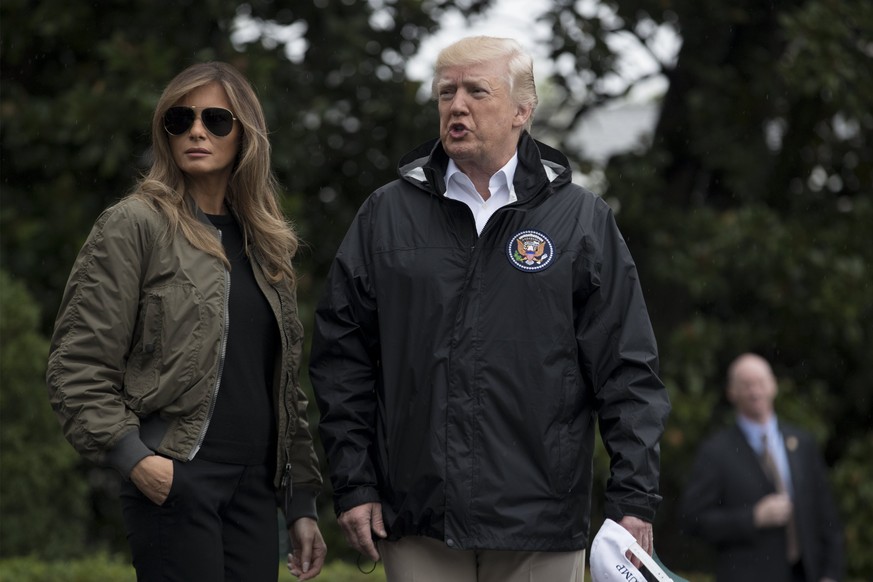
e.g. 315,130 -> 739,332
46,196 -> 321,519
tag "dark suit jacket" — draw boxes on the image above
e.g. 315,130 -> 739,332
681,420 -> 844,582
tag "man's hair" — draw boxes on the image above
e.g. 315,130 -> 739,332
432,36 -> 538,131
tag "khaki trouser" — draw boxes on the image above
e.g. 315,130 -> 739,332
379,536 -> 585,582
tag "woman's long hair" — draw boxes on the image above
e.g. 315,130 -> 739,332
133,61 -> 297,285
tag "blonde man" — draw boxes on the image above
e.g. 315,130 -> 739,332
311,36 -> 670,582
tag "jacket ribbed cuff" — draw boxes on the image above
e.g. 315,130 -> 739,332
284,486 -> 319,527
105,429 -> 155,479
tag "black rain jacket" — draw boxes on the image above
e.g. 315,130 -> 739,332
310,133 -> 670,551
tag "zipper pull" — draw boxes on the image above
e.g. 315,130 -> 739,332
282,463 -> 293,518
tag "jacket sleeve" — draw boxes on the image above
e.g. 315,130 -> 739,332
806,434 -> 845,580
309,199 -> 382,515
270,291 -> 322,523
284,380 -> 324,524
576,199 -> 670,523
46,201 -> 155,478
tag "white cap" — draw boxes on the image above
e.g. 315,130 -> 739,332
589,519 -> 673,582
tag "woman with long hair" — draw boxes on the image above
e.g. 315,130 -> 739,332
47,61 -> 325,580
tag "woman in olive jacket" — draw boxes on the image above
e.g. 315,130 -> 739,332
47,62 -> 324,581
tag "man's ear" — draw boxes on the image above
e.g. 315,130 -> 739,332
513,103 -> 533,128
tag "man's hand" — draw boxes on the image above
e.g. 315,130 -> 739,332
129,455 -> 173,505
753,493 -> 793,528
287,517 -> 327,580
337,502 -> 387,562
618,515 -> 653,569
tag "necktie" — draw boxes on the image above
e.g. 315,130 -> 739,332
761,433 -> 800,563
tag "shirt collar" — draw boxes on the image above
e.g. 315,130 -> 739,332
736,414 -> 779,452
444,153 -> 519,203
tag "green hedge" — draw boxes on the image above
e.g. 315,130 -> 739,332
0,270 -> 91,557
0,555 -> 135,582
0,555 -> 388,582
0,554 -> 717,582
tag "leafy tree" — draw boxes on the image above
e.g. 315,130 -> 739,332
3,0 -> 871,577
535,0 -> 872,576
0,0 -> 445,332
0,270 -> 90,557
1,0 -> 446,561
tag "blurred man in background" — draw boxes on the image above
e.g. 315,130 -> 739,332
681,353 -> 844,582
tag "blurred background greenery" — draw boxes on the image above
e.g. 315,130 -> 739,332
1,0 -> 870,580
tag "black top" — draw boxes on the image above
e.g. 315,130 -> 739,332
199,213 -> 278,466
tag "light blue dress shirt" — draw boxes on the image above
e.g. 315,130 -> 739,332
736,414 -> 795,497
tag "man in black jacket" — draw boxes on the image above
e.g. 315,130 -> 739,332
310,35 -> 671,582
681,353 -> 844,582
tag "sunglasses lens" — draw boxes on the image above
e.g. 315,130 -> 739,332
202,108 -> 235,137
164,107 -> 194,135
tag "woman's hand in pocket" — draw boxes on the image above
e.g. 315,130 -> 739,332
130,455 -> 174,505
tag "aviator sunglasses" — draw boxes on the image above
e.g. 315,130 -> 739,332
163,106 -> 238,137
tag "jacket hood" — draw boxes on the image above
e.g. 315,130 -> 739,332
397,131 -> 574,202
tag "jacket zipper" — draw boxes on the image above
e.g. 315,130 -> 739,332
281,461 -> 293,515
188,229 -> 231,459
276,285 -> 294,498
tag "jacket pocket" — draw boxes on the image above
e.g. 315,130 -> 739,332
162,458 -> 184,506
124,284 -> 204,412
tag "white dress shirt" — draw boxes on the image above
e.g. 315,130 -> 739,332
444,154 -> 519,235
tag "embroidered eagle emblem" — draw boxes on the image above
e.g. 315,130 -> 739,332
506,230 -> 555,272
517,238 -> 547,264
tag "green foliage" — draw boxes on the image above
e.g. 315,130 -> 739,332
1,0 -> 447,561
2,0 -> 871,579
0,554 -> 387,582
308,559 -> 386,582
831,434 -> 873,575
778,0 -> 873,119
538,0 -> 872,577
0,553 -> 718,582
0,271 -> 91,557
0,554 -> 135,582
0,0 -> 443,332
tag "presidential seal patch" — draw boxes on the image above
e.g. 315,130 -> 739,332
507,230 -> 555,272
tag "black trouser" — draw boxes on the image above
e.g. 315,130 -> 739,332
791,560 -> 807,582
120,457 -> 279,582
